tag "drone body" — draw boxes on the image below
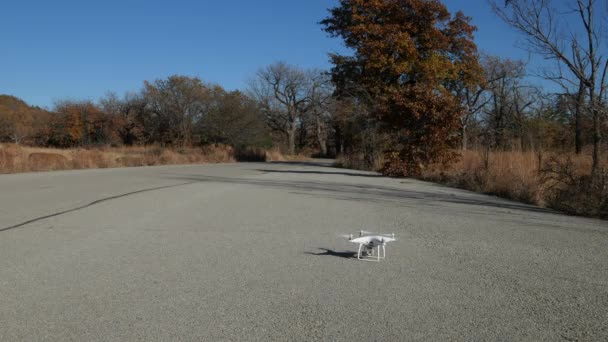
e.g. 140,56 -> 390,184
345,231 -> 396,261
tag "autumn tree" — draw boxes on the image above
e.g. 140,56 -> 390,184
54,101 -> 84,146
0,95 -> 51,144
0,108 -> 29,144
54,100 -> 116,147
100,92 -> 147,145
322,0 -> 483,176
143,75 -> 212,146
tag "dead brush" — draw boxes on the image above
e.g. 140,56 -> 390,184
335,152 -> 384,172
0,144 -> 17,173
263,147 -> 309,162
70,149 -> 110,169
201,144 -> 235,163
540,155 -> 608,218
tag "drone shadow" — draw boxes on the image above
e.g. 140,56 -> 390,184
306,248 -> 357,259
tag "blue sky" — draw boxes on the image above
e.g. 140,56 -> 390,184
1,0 -> 526,108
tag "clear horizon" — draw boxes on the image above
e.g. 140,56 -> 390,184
2,0 -> 528,109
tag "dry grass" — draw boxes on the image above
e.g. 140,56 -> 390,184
0,144 -> 305,175
334,149 -> 607,218
0,144 -> 238,174
422,151 -> 547,204
421,150 -> 608,217
265,147 -> 312,162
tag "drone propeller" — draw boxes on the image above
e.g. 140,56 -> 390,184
360,230 -> 396,239
338,234 -> 354,240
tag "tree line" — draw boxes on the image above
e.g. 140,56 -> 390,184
1,77 -> 270,150
0,69 -> 338,157
1,0 -> 606,178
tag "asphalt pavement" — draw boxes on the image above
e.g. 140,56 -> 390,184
0,161 -> 606,341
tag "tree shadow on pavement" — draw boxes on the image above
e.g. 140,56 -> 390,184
256,169 -> 382,178
167,173 -> 551,213
269,160 -> 335,168
164,173 -> 608,232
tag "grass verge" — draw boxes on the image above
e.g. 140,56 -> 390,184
336,150 -> 608,219
0,144 -> 306,174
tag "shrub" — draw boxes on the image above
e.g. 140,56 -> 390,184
234,147 -> 267,162
541,156 -> 608,218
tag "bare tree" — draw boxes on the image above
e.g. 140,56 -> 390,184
490,0 -> 608,172
457,54 -> 510,150
308,72 -> 334,156
250,62 -> 318,155
460,82 -> 488,150
482,56 -> 529,148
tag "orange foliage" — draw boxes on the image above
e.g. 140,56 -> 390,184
0,95 -> 52,144
323,0 -> 483,176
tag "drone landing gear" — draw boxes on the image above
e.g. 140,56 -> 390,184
357,244 -> 386,262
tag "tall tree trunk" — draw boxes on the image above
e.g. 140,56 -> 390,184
589,77 -> 601,175
492,95 -> 503,148
461,124 -> 467,150
574,82 -> 585,154
494,123 -> 503,149
587,2 -> 600,174
316,116 -> 327,156
288,124 -> 296,156
334,125 -> 343,155
592,105 -> 601,174
297,121 -> 307,151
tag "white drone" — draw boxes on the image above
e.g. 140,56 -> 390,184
343,231 -> 397,261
